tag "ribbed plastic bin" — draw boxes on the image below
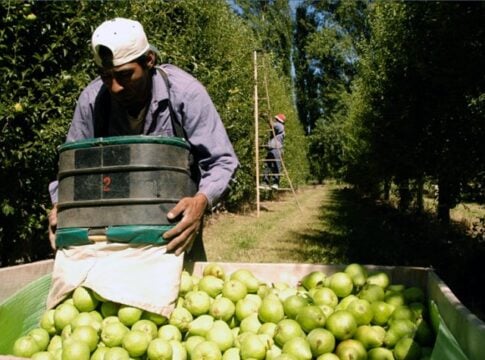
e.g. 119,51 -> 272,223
55,135 -> 197,247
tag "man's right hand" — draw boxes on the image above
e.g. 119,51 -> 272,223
48,204 -> 58,250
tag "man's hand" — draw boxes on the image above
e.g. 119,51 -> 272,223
163,193 -> 208,256
48,204 -> 58,250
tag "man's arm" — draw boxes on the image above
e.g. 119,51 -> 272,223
162,74 -> 239,253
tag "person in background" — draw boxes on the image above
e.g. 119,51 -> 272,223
261,113 -> 286,190
46,18 -> 238,315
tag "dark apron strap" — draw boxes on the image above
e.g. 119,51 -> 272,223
157,67 -> 186,139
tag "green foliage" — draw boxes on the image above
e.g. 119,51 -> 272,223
0,0 -> 304,265
347,1 -> 485,219
295,0 -> 369,182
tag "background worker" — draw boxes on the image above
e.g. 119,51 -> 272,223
46,18 -> 238,315
261,113 -> 286,190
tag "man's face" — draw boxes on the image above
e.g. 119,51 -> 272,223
99,61 -> 150,108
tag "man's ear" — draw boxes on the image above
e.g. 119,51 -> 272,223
146,51 -> 156,69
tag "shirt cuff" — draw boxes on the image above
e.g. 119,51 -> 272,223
49,181 -> 59,204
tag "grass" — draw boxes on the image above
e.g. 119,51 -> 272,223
203,182 -> 485,321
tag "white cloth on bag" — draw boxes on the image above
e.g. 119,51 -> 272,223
46,243 -> 183,317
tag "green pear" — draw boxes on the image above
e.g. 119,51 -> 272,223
273,319 -> 304,347
283,294 -> 310,319
282,337 -> 312,360
346,298 -> 373,326
199,276 -> 225,298
188,314 -> 215,337
326,272 -> 353,298
223,347 -> 241,360
316,354 -> 340,360
169,307 -> 193,333
235,297 -> 260,321
210,296 -> 236,322
40,309 -> 57,336
388,284 -> 406,293
324,310 -> 357,341
158,324 -> 183,342
223,280 -> 248,303
265,344 -> 282,360
206,320 -> 235,352
359,284 -> 385,303
312,287 -> 339,308
300,271 -> 326,290
230,270 -> 261,293
385,291 -> 406,308
370,301 -> 394,326
239,333 -> 266,360
191,340 -> 222,360
408,302 -> 426,320
170,339 -> 188,360
257,322 -> 277,338
147,338 -> 172,360
257,333 -> 274,350
403,286 -> 425,304
239,313 -> 262,334
203,263 -> 226,280
184,335 -> 205,357
390,305 -> 416,322
184,291 -> 212,316
388,319 -> 416,339
353,325 -> 384,349
366,272 -> 390,289
177,271 -> 193,295
335,295 -> 359,311
383,327 -> 401,348
131,319 -> 158,340
142,311 -> 168,326
368,347 -> 395,360
335,339 -> 367,360
306,328 -> 335,357
393,337 -> 421,360
47,335 -> 62,353
258,295 -> 285,324
100,301 -> 120,319
344,263 -> 368,288
257,284 -> 272,299
295,305 -> 326,333
319,304 -> 335,318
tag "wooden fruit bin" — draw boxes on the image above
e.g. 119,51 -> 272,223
0,260 -> 484,360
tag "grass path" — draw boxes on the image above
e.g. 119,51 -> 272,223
204,184 -> 335,263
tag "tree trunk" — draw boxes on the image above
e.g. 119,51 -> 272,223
398,179 -> 411,211
437,177 -> 452,224
383,179 -> 390,201
416,177 -> 424,213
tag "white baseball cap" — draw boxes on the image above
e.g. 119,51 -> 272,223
92,18 -> 150,67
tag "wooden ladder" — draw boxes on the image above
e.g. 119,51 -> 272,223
253,50 -> 302,217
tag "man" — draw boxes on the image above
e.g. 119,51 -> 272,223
46,18 -> 238,315
262,113 -> 286,190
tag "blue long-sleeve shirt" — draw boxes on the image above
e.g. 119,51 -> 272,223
267,121 -> 285,150
49,64 -> 239,207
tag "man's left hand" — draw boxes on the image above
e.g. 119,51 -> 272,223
163,193 -> 208,256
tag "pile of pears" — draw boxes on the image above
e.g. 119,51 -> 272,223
12,263 -> 435,360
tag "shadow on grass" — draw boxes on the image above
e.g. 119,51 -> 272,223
296,186 -> 485,321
